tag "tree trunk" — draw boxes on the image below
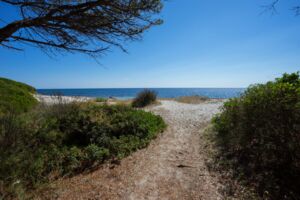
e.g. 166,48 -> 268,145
0,21 -> 23,43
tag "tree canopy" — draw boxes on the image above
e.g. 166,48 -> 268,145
262,0 -> 300,15
0,0 -> 163,56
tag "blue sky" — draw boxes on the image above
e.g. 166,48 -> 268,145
1,0 -> 300,88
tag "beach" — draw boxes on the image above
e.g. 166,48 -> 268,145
34,94 -> 93,104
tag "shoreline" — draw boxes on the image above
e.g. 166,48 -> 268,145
34,93 -> 227,105
36,88 -> 243,100
34,94 -> 93,104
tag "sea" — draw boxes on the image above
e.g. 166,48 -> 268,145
37,88 -> 245,99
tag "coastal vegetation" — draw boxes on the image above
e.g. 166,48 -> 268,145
0,79 -> 166,199
0,77 -> 37,114
209,72 -> 300,199
132,89 -> 157,108
94,97 -> 107,103
175,95 -> 209,104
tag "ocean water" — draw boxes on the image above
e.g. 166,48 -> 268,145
37,88 -> 245,99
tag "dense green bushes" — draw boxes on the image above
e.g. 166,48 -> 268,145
0,77 -> 37,114
212,72 -> 300,199
132,89 -> 157,108
0,102 -> 166,199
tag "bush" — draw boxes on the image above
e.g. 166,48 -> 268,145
212,72 -> 300,199
95,97 -> 107,103
132,89 -> 157,108
84,144 -> 110,163
0,77 -> 37,114
0,102 -> 166,199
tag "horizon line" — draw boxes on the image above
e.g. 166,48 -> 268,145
37,87 -> 247,90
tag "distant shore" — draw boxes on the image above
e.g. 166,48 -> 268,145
34,94 -> 93,104
37,88 -> 244,99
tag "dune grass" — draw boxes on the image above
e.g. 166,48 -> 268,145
175,95 -> 209,104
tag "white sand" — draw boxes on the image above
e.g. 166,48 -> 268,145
34,94 -> 92,104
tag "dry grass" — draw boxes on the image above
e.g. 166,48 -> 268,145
143,100 -> 161,108
91,98 -> 133,106
110,98 -> 133,105
109,98 -> 162,107
175,95 -> 209,104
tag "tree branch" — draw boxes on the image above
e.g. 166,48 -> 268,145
0,0 -> 163,57
11,35 -> 108,54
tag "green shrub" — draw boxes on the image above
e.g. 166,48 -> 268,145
0,102 -> 166,198
95,97 -> 107,103
132,89 -> 157,108
0,77 -> 37,114
84,144 -> 110,163
62,146 -> 85,173
212,72 -> 300,200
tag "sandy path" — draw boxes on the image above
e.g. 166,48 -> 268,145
39,100 -> 224,200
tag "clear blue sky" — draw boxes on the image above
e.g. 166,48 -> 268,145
1,0 -> 300,89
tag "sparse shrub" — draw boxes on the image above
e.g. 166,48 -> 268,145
132,89 -> 157,108
211,72 -> 300,200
